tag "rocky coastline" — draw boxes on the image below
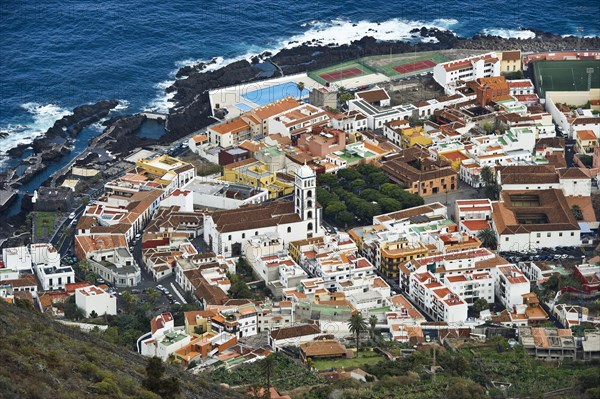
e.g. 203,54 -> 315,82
163,29 -> 600,137
2,100 -> 119,188
3,29 -> 600,193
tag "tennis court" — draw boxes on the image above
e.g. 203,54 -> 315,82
533,60 -> 600,98
361,52 -> 449,78
320,67 -> 365,82
394,60 -> 436,74
308,61 -> 376,85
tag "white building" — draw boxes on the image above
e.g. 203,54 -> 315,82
348,99 -> 416,130
329,110 -> 368,132
30,243 -> 61,268
267,103 -> 330,138
209,303 -> 259,338
2,246 -> 32,272
35,264 -> 75,291
75,285 -> 117,317
444,271 -> 495,306
491,189 -> 581,251
493,265 -> 530,310
433,52 -> 501,94
507,79 -> 535,96
455,199 -> 493,233
337,275 -> 391,312
203,164 -> 323,258
268,323 -> 322,351
139,313 -> 192,361
408,271 -> 468,323
355,87 -> 391,107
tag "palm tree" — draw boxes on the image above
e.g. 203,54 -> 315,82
348,313 -> 367,355
480,166 -> 494,187
571,205 -> 583,220
369,315 -> 378,340
296,81 -> 305,100
477,228 -> 498,250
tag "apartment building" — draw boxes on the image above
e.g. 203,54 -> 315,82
433,52 -> 501,94
408,271 -> 468,323
493,265 -> 530,309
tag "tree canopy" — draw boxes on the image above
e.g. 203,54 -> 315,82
317,164 -> 424,227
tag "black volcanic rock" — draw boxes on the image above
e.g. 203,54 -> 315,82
165,59 -> 265,136
99,114 -> 147,153
30,99 -> 119,154
6,143 -> 30,158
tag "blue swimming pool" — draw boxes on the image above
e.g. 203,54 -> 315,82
242,82 -> 309,106
235,102 -> 253,112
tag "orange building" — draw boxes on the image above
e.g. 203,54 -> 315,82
475,76 -> 510,106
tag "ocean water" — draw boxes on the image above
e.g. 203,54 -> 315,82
1,0 -> 599,166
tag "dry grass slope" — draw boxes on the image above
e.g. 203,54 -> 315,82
0,301 -> 243,399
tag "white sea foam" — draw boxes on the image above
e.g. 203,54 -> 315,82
144,80 -> 177,113
114,99 -> 130,111
280,17 -> 457,49
481,28 -> 536,40
148,17 -> 459,113
0,103 -> 71,165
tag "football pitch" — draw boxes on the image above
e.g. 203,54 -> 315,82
533,60 -> 600,98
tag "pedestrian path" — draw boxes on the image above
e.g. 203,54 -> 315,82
170,283 -> 187,304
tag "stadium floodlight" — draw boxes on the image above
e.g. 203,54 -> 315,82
587,67 -> 594,91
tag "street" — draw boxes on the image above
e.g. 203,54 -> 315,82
424,180 -> 483,220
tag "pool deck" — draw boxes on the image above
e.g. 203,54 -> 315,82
208,73 -> 325,120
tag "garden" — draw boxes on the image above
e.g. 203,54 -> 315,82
317,163 -> 424,228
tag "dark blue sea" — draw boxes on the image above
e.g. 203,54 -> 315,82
1,0 -> 599,166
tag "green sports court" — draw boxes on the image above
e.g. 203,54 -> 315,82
533,60 -> 600,98
308,61 -> 376,85
361,51 -> 449,78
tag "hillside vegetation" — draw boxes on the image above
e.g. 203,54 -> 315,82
0,302 -> 243,399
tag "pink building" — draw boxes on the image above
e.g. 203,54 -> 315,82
297,127 -> 346,158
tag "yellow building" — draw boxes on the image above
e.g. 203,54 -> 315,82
400,125 -> 432,148
438,149 -> 470,171
136,154 -> 196,188
184,310 -> 215,335
500,50 -> 522,74
575,130 -> 599,155
221,158 -> 293,199
379,240 -> 430,279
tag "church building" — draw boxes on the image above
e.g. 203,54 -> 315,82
203,164 -> 323,258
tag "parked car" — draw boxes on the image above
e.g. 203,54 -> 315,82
68,212 -> 76,219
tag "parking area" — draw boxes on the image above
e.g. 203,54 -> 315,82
498,245 -> 588,264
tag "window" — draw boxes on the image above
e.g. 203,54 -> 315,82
571,232 -> 575,236
242,233 -> 245,239
255,231 -> 259,236
547,233 -> 551,237
307,222 -> 313,231
307,190 -> 312,198
228,235 -> 232,241
536,233 -> 541,238
307,210 -> 313,218
287,227 -> 291,233
559,232 -> 563,237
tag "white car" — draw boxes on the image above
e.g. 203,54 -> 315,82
156,285 -> 164,290
68,212 -> 76,219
